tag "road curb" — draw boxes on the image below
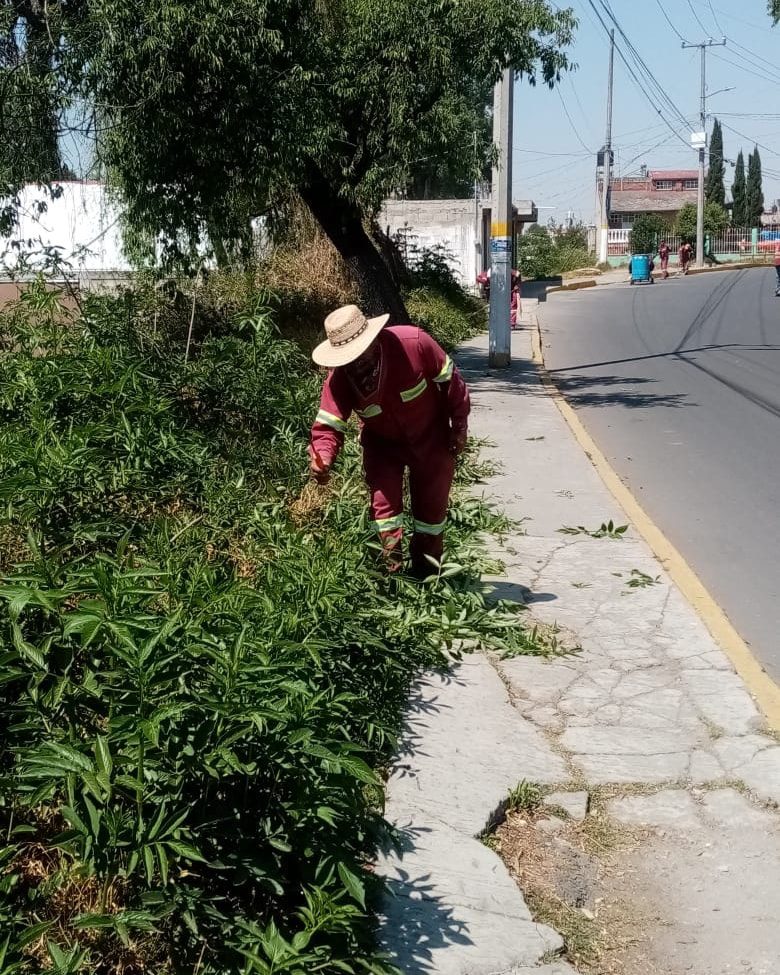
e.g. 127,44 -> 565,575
546,279 -> 598,294
530,313 -> 780,731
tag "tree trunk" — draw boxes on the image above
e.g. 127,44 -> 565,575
300,172 -> 409,322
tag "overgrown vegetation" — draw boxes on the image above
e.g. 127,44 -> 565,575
517,224 -> 594,280
0,276 -> 543,973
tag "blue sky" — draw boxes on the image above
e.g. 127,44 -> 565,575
514,0 -> 780,224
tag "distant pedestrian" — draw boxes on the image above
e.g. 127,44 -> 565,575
774,244 -> 780,296
678,242 -> 692,275
510,269 -> 522,329
659,241 -> 670,279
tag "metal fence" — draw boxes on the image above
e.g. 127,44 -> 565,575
607,227 -> 780,257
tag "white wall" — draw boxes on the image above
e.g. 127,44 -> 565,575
2,182 -> 129,274
380,199 -> 481,288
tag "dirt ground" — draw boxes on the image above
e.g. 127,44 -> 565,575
494,786 -> 780,975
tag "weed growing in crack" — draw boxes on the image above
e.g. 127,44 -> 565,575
506,781 -> 543,813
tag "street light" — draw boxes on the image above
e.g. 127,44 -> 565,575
705,85 -> 736,104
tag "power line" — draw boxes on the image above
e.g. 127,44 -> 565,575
710,51 -> 780,89
557,88 -> 593,153
686,0 -> 712,36
654,0 -> 689,42
706,0 -> 725,35
597,0 -> 693,131
720,121 -> 780,159
726,38 -> 780,78
586,0 -> 693,151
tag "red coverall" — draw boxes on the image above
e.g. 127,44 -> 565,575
310,325 -> 471,571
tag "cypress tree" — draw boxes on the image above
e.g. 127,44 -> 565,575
746,147 -> 764,228
731,150 -> 746,227
705,118 -> 726,208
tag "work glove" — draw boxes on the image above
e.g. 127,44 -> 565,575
448,427 -> 468,457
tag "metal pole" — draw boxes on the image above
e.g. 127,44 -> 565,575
682,38 -> 725,268
598,29 -> 615,265
488,67 -> 513,369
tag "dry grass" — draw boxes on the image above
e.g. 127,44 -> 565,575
259,207 -> 359,348
288,479 -> 333,528
9,834 -> 167,974
493,802 -> 645,972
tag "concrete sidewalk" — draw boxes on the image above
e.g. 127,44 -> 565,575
377,321 -> 780,974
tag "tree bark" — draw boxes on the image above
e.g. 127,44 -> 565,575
300,171 -> 409,322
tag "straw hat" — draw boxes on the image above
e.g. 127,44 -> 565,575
312,304 -> 390,368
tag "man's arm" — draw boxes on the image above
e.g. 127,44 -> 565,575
419,330 -> 471,453
310,370 -> 353,480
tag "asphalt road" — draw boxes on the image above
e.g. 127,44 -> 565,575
538,266 -> 780,682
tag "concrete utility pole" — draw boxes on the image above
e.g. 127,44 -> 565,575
488,67 -> 513,369
682,38 -> 725,267
598,29 -> 615,266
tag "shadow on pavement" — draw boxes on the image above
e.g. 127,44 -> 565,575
457,341 -> 692,411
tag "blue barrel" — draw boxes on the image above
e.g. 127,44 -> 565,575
631,253 -> 651,282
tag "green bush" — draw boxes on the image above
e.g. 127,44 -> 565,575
517,224 -> 594,279
674,201 -> 728,242
405,283 -> 487,351
629,214 -> 668,255
0,278 -> 533,974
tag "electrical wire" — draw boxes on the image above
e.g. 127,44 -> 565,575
720,121 -> 780,159
586,0 -> 693,152
597,0 -> 693,131
710,51 -> 780,89
725,38 -> 780,78
706,0 -> 725,35
557,88 -> 593,153
654,0 -> 689,42
686,0 -> 712,36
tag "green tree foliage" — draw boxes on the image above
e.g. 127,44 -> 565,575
405,83 -> 493,199
705,118 -> 725,208
770,0 -> 779,24
675,201 -> 728,242
629,213 -> 667,254
72,0 -> 575,315
746,147 -> 764,228
0,1 -> 74,190
731,150 -> 746,227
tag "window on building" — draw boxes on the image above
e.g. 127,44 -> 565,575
654,179 -> 674,190
618,213 -> 637,227
683,179 -> 698,189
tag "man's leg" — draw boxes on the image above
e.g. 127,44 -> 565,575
364,447 -> 406,570
408,449 -> 456,577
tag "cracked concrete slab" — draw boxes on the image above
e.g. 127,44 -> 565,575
385,656 -> 568,837
379,327 -> 780,973
378,655 -> 568,972
378,818 -> 563,975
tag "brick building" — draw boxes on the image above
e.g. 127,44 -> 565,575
608,169 -> 700,229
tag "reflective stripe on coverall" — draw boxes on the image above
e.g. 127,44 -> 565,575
310,325 -> 471,570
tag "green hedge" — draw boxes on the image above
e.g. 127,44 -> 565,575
0,280 -> 533,975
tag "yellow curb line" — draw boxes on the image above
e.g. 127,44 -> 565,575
531,316 -> 780,730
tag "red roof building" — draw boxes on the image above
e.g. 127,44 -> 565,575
608,169 -> 700,229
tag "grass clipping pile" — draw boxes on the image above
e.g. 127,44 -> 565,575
0,279 -> 545,975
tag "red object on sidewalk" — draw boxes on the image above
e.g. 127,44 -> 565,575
310,325 -> 470,573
